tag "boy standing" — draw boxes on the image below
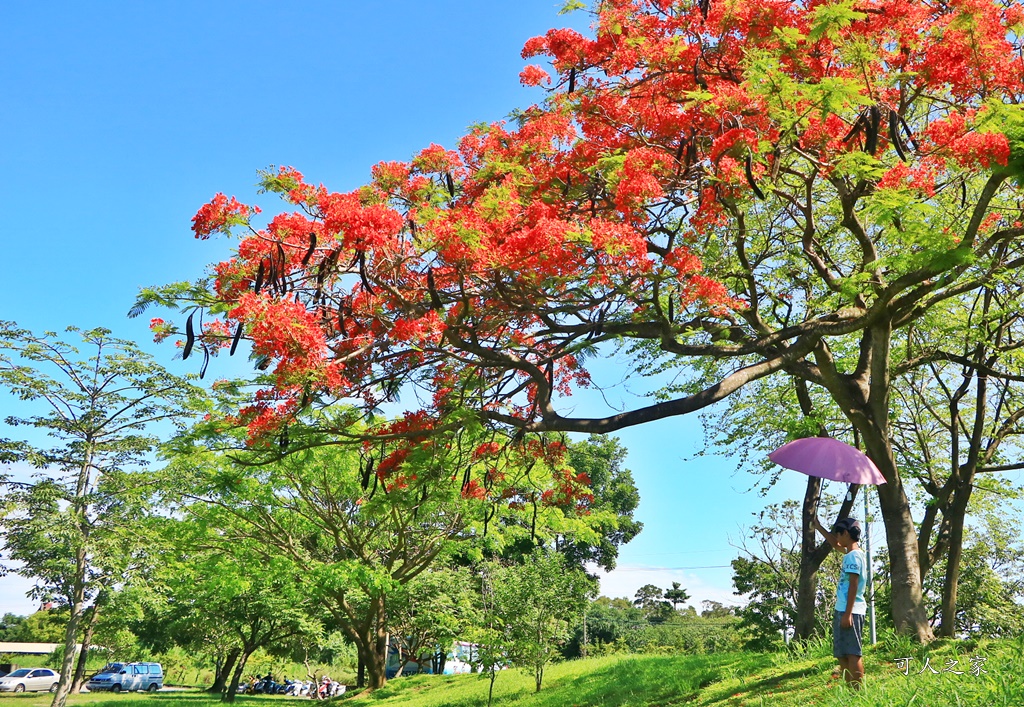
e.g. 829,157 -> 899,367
813,516 -> 867,688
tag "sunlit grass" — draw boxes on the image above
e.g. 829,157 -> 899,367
3,636 -> 1021,707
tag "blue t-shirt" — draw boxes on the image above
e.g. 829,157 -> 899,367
835,548 -> 867,614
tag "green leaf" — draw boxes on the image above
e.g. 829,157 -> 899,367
809,0 -> 868,42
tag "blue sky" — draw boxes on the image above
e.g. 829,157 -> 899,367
1,0 -> 821,616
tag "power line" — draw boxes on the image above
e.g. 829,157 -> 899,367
609,564 -> 733,571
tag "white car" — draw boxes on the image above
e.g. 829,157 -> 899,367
0,668 -> 60,693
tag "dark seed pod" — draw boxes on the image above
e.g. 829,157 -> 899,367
427,268 -> 443,310
864,107 -> 880,155
229,322 -> 244,356
699,0 -> 710,20
301,232 -> 317,267
183,311 -> 196,360
276,243 -> 289,292
889,110 -> 907,162
961,181 -> 967,208
693,61 -> 707,89
358,252 -> 376,295
254,260 -> 265,294
843,116 -> 865,143
568,67 -> 576,94
279,425 -> 289,453
360,458 -> 372,490
199,346 -> 210,379
898,114 -> 918,151
744,153 -> 766,200
667,296 -> 674,323
266,255 -> 278,295
445,172 -> 456,198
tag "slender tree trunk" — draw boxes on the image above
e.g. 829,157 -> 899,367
70,596 -> 103,693
487,667 -> 497,707
535,664 -> 543,693
795,478 -> 862,640
795,476 -> 824,640
210,647 -> 241,694
52,450 -> 96,707
51,570 -> 86,707
938,487 -> 972,637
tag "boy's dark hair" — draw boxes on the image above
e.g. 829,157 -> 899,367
832,517 -> 862,542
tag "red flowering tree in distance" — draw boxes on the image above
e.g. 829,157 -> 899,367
144,0 -> 1024,640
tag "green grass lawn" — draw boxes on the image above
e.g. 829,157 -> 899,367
4,636 -> 1021,707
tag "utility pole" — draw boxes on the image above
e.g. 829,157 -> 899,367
864,487 -> 876,645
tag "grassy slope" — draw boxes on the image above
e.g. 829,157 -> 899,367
3,637 -> 1021,707
338,636 -> 1024,707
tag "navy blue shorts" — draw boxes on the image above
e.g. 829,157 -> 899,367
833,611 -> 864,658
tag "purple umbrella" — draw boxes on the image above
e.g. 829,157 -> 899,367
768,437 -> 886,485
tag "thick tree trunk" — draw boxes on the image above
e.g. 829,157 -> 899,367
222,649 -> 252,703
938,487 -> 972,637
873,464 -> 934,641
70,597 -> 103,693
357,640 -> 387,690
370,625 -> 388,689
344,597 -> 388,690
210,647 -> 241,694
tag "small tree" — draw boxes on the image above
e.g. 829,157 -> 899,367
731,501 -> 842,649
664,582 -> 690,611
385,566 -> 478,678
0,323 -> 203,707
487,551 -> 591,693
633,584 -> 674,623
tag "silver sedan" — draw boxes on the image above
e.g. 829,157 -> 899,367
0,668 -> 60,693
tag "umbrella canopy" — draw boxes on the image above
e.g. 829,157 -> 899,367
768,437 -> 887,485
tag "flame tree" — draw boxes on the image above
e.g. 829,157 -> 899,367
141,0 -> 1024,640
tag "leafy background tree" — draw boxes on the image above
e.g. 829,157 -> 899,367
0,323 -> 204,707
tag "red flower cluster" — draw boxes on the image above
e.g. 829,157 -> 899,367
192,193 -> 259,239
180,0 -> 1024,457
